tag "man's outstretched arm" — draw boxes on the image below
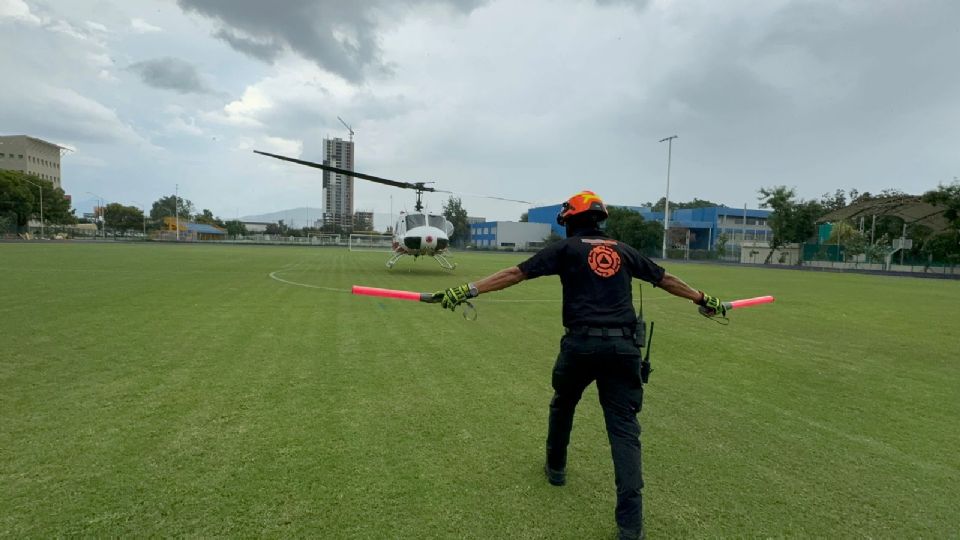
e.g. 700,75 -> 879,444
657,272 -> 704,302
656,272 -> 726,317
474,266 -> 526,294
433,266 -> 527,310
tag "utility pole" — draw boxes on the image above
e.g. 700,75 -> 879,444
658,135 -> 678,259
175,183 -> 180,241
133,201 -> 146,237
86,191 -> 104,239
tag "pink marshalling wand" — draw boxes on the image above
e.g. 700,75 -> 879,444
352,285 -> 438,303
723,295 -> 775,310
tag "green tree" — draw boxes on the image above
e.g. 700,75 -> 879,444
266,220 -> 291,236
758,186 -> 795,256
604,206 -> 663,256
224,220 -> 247,238
758,186 -> 826,263
0,170 -> 36,229
104,203 -> 145,234
194,208 -> 224,227
716,232 -> 729,257
920,180 -> 960,262
922,180 -> 960,232
150,194 -> 194,221
820,189 -> 848,212
826,221 -> 861,245
650,197 -> 722,212
519,211 -> 528,222
442,196 -> 470,247
0,170 -> 75,230
542,230 -> 563,245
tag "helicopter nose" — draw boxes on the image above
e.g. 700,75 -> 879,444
424,235 -> 436,249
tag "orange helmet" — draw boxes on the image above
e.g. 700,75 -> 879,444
556,190 -> 609,225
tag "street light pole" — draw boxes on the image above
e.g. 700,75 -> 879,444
85,191 -> 105,239
25,179 -> 43,239
658,135 -> 678,259
175,183 -> 179,241
133,201 -> 146,237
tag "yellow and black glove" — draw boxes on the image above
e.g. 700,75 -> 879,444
433,283 -> 478,311
696,291 -> 727,318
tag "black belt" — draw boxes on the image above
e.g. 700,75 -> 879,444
565,326 -> 635,337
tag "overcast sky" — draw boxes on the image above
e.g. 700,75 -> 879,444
2,0 -> 958,225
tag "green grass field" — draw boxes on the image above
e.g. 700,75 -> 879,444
1,243 -> 958,538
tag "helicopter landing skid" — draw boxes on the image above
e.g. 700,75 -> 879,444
386,252 -> 404,269
434,254 -> 457,270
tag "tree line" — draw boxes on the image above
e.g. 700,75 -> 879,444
522,183 -> 960,263
0,170 -> 73,233
4,166 -> 958,260
758,183 -> 960,263
0,170 -> 248,237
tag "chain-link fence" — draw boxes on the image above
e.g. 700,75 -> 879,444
802,242 -> 959,275
0,211 -> 17,238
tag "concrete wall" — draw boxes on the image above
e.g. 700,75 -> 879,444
805,260 -> 959,276
740,241 -> 802,265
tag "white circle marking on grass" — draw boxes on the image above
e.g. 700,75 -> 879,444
268,270 -> 351,293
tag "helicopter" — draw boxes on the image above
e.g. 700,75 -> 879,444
253,149 -> 530,270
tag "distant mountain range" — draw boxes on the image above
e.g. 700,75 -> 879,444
241,207 -> 396,231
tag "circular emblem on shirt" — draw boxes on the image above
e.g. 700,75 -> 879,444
588,245 -> 621,278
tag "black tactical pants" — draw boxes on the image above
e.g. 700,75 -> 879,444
546,332 -> 644,532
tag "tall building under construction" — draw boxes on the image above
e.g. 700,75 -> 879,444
322,137 -> 354,229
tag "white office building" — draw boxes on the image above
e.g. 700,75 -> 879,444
0,135 -> 64,188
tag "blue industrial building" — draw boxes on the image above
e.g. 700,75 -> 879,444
469,221 -> 552,250
527,204 -> 773,250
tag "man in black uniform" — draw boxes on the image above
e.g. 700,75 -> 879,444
434,191 -> 727,540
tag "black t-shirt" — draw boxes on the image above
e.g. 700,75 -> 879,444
517,229 -> 665,328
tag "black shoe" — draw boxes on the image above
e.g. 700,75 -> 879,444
617,525 -> 645,540
544,462 -> 566,486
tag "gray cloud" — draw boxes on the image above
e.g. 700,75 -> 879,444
175,0 -> 485,82
3,0 -> 958,221
213,28 -> 282,63
128,57 -> 213,94
593,0 -> 649,8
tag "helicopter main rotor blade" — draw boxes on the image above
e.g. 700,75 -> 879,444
447,191 -> 533,204
255,150 -> 528,204
254,150 -> 437,192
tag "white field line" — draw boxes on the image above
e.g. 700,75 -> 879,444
269,268 -> 668,304
268,270 -> 350,294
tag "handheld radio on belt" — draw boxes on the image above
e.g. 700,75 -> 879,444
641,322 -> 654,383
635,284 -> 654,384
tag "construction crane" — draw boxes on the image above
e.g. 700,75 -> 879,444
337,116 -> 355,141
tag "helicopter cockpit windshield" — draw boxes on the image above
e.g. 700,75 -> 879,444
427,215 -> 446,229
405,214 -> 426,228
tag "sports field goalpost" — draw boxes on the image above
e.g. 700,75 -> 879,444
310,234 -> 342,246
348,233 -> 394,252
